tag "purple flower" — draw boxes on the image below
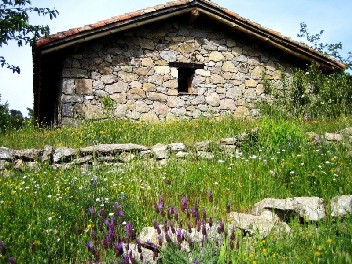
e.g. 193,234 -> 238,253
170,220 -> 176,234
192,207 -> 199,219
174,208 -> 179,221
8,256 -> 16,264
100,208 -> 107,220
165,231 -> 171,243
188,221 -> 192,233
226,202 -> 231,213
217,220 -> 225,234
125,222 -> 135,240
115,241 -> 123,257
86,241 -> 95,254
197,220 -> 202,232
153,220 -> 161,235
181,197 -> 188,212
209,217 -> 213,227
157,235 -> 163,246
88,207 -> 96,219
207,190 -> 213,203
123,254 -> 130,264
136,239 -> 142,253
92,230 -> 97,240
167,206 -> 174,219
176,229 -> 183,244
153,202 -> 160,214
193,259 -> 200,264
129,250 -> 137,264
163,220 -> 169,232
0,241 -> 6,256
114,203 -> 121,214
188,237 -> 194,248
202,208 -> 207,221
202,223 -> 207,237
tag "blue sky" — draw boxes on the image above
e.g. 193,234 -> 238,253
1,0 -> 351,116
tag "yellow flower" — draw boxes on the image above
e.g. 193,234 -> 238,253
317,245 -> 323,251
249,253 -> 255,259
87,224 -> 93,230
34,240 -> 41,245
327,238 -> 333,244
315,251 -> 321,257
262,248 -> 267,254
252,261 -> 257,264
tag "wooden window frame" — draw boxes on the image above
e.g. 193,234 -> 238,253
169,62 -> 204,95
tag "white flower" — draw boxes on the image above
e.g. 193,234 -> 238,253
48,217 -> 53,221
214,182 -> 219,185
290,171 -> 295,175
96,198 -> 100,202
47,195 -> 52,198
251,155 -> 257,159
109,213 -> 114,217
218,160 -> 225,163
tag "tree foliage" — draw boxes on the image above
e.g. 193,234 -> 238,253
297,22 -> 352,70
0,0 -> 59,73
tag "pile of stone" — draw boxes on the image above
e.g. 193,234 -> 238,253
1,127 -> 352,171
114,195 -> 352,263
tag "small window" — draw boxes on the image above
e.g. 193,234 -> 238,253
170,62 -> 204,94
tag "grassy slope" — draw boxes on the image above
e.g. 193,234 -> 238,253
0,116 -> 352,263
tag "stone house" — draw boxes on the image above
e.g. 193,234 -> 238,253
33,0 -> 345,125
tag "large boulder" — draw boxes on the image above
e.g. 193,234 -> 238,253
330,195 -> 352,217
228,210 -> 291,238
252,197 -> 326,221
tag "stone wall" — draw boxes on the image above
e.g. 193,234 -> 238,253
60,17 -> 294,125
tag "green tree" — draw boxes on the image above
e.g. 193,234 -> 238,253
297,22 -> 352,70
0,0 -> 59,73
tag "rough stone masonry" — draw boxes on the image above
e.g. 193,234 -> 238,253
59,17 -> 290,125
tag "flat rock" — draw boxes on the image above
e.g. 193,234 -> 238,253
252,197 -> 326,221
197,151 -> 214,160
53,147 -> 77,163
220,137 -> 238,145
330,195 -> 352,217
168,143 -> 186,152
41,145 -> 54,162
13,148 -> 41,161
175,151 -> 190,158
228,210 -> 291,238
0,147 -> 13,160
325,133 -> 343,142
194,141 -> 213,151
152,144 -> 168,159
80,143 -> 148,155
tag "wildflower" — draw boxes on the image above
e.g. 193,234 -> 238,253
207,190 -> 213,203
226,203 -> 231,213
115,242 -> 123,257
157,235 -> 163,246
209,217 -> 213,227
153,220 -> 161,235
91,177 -> 97,185
176,229 -> 183,244
193,259 -> 200,264
181,197 -> 188,212
8,257 -> 16,264
165,232 -> 171,243
100,208 -> 107,220
218,159 -> 225,163
86,241 -> 95,254
327,238 -> 333,244
202,223 -> 207,237
170,220 -> 176,234
315,251 -> 321,257
125,222 -> 136,240
0,241 -> 6,255
47,195 -> 52,198
188,221 -> 192,233
217,220 -> 225,234
48,217 -> 53,221
202,208 -> 207,221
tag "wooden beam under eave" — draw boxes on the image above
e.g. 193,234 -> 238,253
189,8 -> 200,24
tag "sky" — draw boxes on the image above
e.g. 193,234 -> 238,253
1,0 -> 351,116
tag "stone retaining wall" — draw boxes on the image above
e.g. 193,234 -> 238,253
59,16 -> 294,125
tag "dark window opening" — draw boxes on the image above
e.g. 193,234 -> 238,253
169,62 -> 204,94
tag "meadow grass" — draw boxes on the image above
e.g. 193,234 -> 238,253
0,116 -> 352,263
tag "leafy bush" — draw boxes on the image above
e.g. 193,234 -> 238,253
0,94 -> 24,132
261,66 -> 352,119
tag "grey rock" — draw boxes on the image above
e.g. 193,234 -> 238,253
0,160 -> 10,170
41,145 -> 54,162
220,137 -> 238,145
252,197 -> 326,221
119,152 -> 136,163
168,143 -> 186,152
175,151 -> 190,158
306,132 -> 322,144
325,133 -> 343,142
197,151 -> 215,160
194,141 -> 213,151
73,155 -> 93,165
0,147 -> 13,160
340,127 -> 352,136
13,148 -> 41,161
152,144 -> 168,159
330,195 -> 352,217
228,210 -> 291,238
80,144 -> 148,155
53,147 -> 77,163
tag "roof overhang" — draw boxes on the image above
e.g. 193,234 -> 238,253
34,0 -> 346,72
